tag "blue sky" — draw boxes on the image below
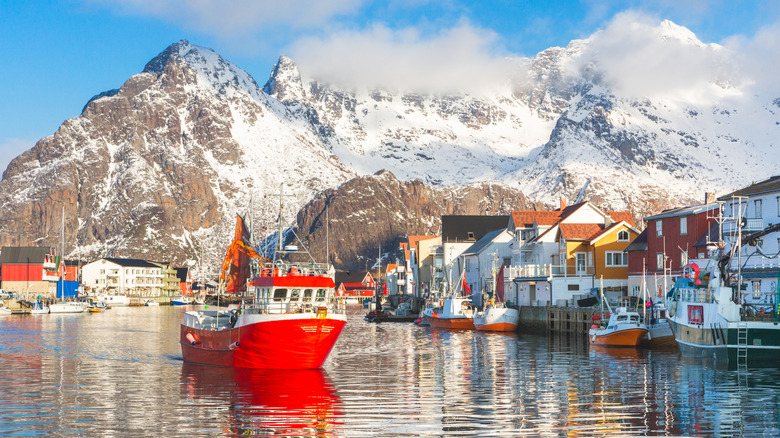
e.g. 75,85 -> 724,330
1,0 -> 779,174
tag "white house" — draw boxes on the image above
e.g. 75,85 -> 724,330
440,215 -> 509,292
461,229 -> 513,307
81,258 -> 164,297
718,176 -> 780,303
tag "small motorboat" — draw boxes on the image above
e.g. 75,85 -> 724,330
171,296 -> 193,306
144,299 -> 160,307
88,300 -> 109,313
589,307 -> 648,347
30,301 -> 49,314
425,296 -> 475,330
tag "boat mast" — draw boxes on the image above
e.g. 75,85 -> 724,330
326,201 -> 329,267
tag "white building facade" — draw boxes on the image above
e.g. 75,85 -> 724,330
718,176 -> 780,304
82,258 -> 164,297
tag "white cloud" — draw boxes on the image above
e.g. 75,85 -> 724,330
0,138 -> 34,180
289,22 -> 523,93
723,24 -> 780,95
567,12 -> 743,103
91,0 -> 364,35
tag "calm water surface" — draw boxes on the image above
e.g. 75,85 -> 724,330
0,305 -> 779,436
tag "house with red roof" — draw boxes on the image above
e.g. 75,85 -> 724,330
335,271 -> 377,302
506,200 -> 639,306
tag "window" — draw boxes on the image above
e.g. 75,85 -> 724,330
680,251 -> 688,267
467,232 -> 475,240
273,288 -> 288,302
680,216 -> 688,235
656,220 -> 663,237
302,289 -> 313,302
605,251 -> 628,267
568,284 -> 579,291
656,253 -> 664,271
755,199 -> 763,218
617,230 -> 629,241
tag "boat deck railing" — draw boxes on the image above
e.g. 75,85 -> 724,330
243,297 -> 346,315
677,288 -> 716,304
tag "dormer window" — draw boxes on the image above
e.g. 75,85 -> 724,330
467,232 -> 475,240
617,230 -> 629,241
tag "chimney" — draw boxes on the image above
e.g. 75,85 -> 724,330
560,197 -> 567,210
605,215 -> 613,227
704,192 -> 716,204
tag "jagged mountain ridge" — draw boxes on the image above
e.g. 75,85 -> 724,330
0,20 -> 778,274
292,170 -> 542,271
0,41 -> 355,273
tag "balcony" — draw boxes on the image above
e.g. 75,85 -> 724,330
508,264 -> 595,280
723,218 -> 764,234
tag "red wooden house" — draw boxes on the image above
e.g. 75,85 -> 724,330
0,246 -> 79,297
335,271 -> 377,300
626,200 -> 719,298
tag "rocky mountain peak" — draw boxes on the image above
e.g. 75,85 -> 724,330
657,19 -> 703,46
263,55 -> 306,104
142,39 -> 264,101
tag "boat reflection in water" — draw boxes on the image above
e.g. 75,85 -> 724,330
180,364 -> 341,436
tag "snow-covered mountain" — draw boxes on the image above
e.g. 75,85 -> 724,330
1,20 -> 778,272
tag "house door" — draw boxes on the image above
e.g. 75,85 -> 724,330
529,284 -> 536,304
575,253 -> 586,275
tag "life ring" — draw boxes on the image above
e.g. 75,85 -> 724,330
685,263 -> 701,285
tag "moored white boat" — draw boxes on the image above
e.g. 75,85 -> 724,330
473,305 -> 519,332
49,301 -> 87,314
667,200 -> 780,365
473,264 -> 518,332
144,299 -> 160,307
95,294 -> 130,307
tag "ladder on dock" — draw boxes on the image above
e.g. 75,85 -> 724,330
736,322 -> 749,366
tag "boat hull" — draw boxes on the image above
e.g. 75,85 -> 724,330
49,303 -> 86,313
642,321 -> 676,348
669,319 -> 780,364
589,327 -> 647,347
181,315 -> 347,369
473,307 -> 519,332
425,315 -> 475,330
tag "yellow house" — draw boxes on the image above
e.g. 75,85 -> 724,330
558,221 -> 639,281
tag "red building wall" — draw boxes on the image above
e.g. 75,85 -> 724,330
645,209 -> 717,275
1,264 -> 44,282
1,264 -> 79,282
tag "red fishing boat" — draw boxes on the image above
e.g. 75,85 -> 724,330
180,214 -> 347,369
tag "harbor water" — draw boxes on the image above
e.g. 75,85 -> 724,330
0,305 -> 779,436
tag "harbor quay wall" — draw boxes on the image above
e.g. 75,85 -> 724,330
517,306 -> 597,335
